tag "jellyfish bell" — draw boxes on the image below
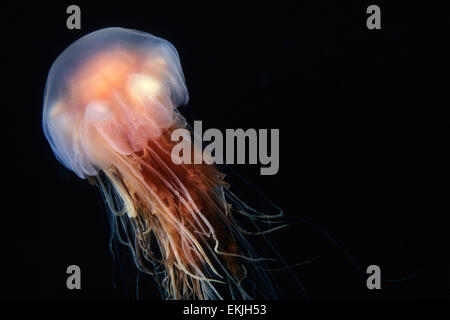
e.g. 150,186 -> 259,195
42,27 -> 287,300
43,27 -> 188,178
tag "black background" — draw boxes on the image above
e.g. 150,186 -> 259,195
2,1 -> 449,301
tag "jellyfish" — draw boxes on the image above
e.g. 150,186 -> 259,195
42,27 -> 288,300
